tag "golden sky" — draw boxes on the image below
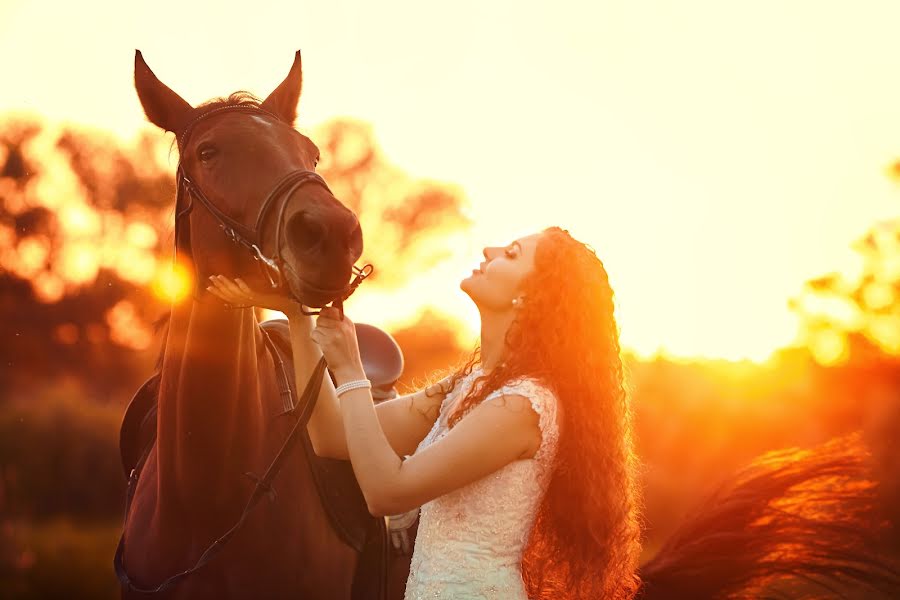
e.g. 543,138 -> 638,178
2,0 -> 899,361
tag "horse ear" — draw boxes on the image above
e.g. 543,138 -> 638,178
134,50 -> 193,135
261,51 -> 303,125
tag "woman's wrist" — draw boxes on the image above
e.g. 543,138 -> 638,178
333,364 -> 367,386
283,302 -> 312,321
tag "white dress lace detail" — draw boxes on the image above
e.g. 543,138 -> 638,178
402,367 -> 561,599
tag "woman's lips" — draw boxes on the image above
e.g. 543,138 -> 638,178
468,262 -> 487,277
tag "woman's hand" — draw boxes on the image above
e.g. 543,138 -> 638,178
311,307 -> 366,383
206,275 -> 298,314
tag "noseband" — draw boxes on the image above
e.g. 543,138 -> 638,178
174,104 -> 371,312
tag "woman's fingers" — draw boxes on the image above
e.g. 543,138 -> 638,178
319,306 -> 341,320
208,283 -> 235,302
215,276 -> 246,298
310,327 -> 326,346
316,316 -> 338,329
316,306 -> 354,329
316,310 -> 340,328
206,285 -> 226,300
207,276 -> 247,304
235,278 -> 253,295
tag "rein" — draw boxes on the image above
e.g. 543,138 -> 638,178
114,104 -> 372,593
114,353 -> 328,594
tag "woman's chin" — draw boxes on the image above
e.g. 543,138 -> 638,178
459,278 -> 481,306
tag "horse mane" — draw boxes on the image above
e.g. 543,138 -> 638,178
165,92 -> 276,157
195,91 -> 266,113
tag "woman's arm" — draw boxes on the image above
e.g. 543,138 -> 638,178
291,304 -> 450,459
206,276 -> 452,460
312,308 -> 541,517
340,384 -> 539,517
285,309 -> 345,458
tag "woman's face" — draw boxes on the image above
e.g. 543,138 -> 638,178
460,233 -> 541,312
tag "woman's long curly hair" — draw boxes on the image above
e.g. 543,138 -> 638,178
442,226 -> 642,599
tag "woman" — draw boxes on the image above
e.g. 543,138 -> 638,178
208,226 -> 642,600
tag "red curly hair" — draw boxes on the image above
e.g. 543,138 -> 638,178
442,226 -> 642,599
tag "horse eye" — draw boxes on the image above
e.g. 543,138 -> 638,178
198,146 -> 218,162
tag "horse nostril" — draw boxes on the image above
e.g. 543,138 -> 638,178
286,211 -> 326,254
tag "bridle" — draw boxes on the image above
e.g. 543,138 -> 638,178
173,104 -> 372,314
114,104 -> 376,594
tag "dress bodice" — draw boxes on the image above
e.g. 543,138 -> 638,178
402,367 -> 561,600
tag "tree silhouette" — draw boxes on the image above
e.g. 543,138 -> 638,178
790,187 -> 899,367
314,118 -> 470,289
0,120 -> 172,396
0,116 -> 471,396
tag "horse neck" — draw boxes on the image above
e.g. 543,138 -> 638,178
154,297 -> 272,521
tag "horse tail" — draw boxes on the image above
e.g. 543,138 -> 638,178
637,432 -> 900,600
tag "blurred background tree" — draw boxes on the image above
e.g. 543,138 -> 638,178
0,117 -> 471,397
0,115 -> 897,598
790,216 -> 900,366
314,118 -> 470,290
0,116 -> 471,599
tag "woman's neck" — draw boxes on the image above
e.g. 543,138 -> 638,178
479,307 -> 515,374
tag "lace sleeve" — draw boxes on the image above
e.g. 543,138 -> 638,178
485,379 -> 560,465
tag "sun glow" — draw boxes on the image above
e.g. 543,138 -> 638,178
151,259 -> 193,304
2,0 -> 900,362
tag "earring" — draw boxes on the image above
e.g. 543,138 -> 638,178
512,297 -> 520,307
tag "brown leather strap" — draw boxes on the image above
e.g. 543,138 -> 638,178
113,353 -> 327,594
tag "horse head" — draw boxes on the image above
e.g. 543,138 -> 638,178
134,50 -> 362,308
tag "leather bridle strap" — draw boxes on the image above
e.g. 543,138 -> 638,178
113,355 -> 328,594
170,103 -> 374,306
179,167 -> 333,248
178,166 -> 333,291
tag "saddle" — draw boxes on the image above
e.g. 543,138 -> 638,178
118,318 -> 405,600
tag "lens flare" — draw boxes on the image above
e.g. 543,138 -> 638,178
151,259 -> 193,304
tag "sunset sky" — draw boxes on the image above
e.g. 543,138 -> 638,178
2,0 -> 899,361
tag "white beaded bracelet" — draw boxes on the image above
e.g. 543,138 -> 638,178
335,379 -> 372,398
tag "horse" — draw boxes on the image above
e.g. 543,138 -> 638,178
115,50 -> 384,600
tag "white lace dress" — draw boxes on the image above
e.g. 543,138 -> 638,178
402,367 -> 561,600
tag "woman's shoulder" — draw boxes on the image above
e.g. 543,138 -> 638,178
486,376 -> 561,463
491,375 -> 556,400
488,377 -> 559,428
